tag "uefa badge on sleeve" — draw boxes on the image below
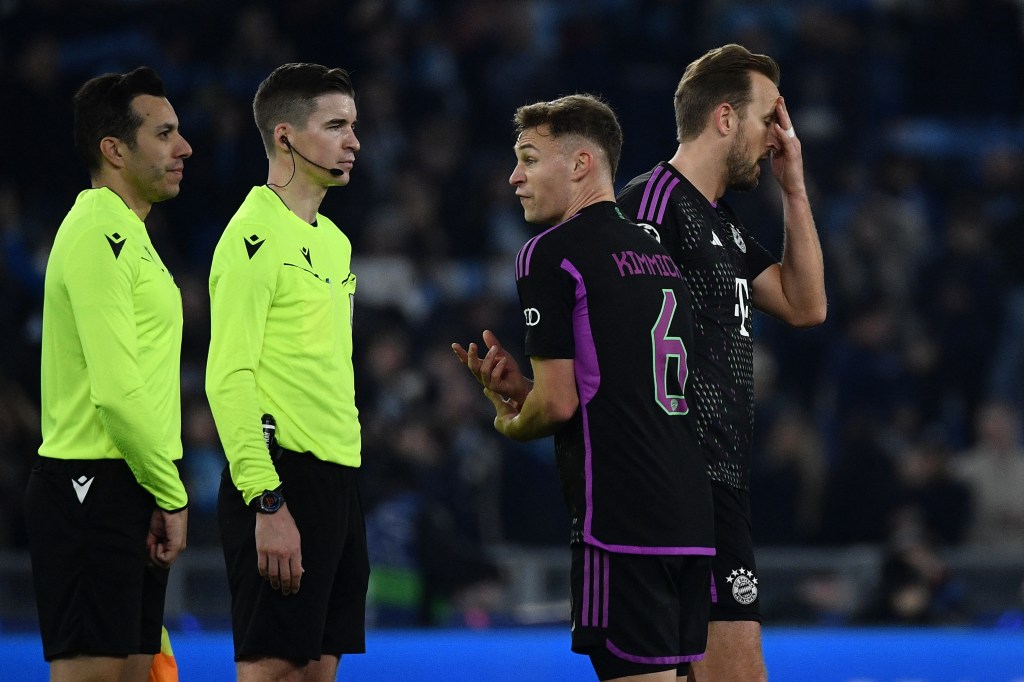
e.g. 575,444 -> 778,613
727,567 -> 758,605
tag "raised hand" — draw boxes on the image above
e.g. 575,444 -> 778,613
452,329 -> 531,405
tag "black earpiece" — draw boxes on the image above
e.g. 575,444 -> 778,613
278,134 -> 343,177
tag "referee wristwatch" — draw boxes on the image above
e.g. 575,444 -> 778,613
251,486 -> 285,514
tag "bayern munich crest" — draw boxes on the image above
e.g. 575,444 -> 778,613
730,226 -> 747,253
727,567 -> 758,605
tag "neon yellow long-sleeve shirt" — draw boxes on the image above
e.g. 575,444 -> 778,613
39,187 -> 187,511
206,186 -> 360,505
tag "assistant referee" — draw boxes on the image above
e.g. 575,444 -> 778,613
25,66 -> 191,682
206,63 -> 368,682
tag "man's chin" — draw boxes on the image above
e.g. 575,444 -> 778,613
729,177 -> 759,192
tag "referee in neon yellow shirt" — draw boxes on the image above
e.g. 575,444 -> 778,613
25,66 -> 191,682
206,63 -> 367,681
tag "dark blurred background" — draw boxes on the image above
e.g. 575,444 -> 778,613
1,0 -> 1023,631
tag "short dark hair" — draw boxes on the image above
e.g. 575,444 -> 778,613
73,66 -> 167,173
513,94 -> 623,179
674,44 -> 780,143
253,63 -> 355,155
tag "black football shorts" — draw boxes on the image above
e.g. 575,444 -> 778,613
25,456 -> 168,660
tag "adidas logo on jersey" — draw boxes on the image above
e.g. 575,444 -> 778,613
711,231 -> 723,247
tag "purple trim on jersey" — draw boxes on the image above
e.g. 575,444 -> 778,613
582,546 -> 609,628
710,571 -> 719,604
582,545 -> 591,626
710,200 -> 718,209
635,165 -> 665,220
515,214 -> 581,280
602,550 -> 610,627
586,538 -> 717,555
606,639 -> 706,665
560,260 -> 599,403
655,177 -> 680,224
642,170 -> 674,223
560,259 -> 602,547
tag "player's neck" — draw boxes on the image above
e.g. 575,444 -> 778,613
93,174 -> 152,222
668,142 -> 726,205
558,182 -> 616,224
266,171 -> 328,225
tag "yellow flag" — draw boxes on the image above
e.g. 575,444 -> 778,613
148,626 -> 178,682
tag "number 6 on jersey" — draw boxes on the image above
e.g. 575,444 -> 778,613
651,289 -> 689,415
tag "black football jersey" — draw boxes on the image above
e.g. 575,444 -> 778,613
515,201 -> 713,553
618,163 -> 777,490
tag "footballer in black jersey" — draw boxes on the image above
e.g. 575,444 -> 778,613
456,94 -> 715,680
618,44 -> 826,682
619,162 -> 775,492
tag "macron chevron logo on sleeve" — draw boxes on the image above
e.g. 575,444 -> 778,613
245,234 -> 266,259
105,232 -> 126,259
72,475 -> 95,503
301,246 -> 312,267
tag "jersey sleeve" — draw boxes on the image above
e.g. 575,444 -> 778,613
205,225 -> 281,504
64,230 -> 188,511
744,232 -> 776,280
723,204 -> 777,279
517,240 -> 577,359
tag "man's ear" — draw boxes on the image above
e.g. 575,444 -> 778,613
570,149 -> 593,180
274,123 -> 292,152
714,103 -> 736,137
99,136 -> 126,169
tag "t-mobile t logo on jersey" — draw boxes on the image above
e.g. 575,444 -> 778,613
734,278 -> 751,337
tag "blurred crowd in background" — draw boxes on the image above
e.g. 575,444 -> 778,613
1,0 -> 1023,628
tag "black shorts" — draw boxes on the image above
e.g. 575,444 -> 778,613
709,482 -> 761,622
218,449 -> 370,662
570,543 -> 711,680
25,456 -> 168,661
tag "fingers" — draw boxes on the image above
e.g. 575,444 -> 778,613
259,551 -> 282,591
451,342 -> 469,364
454,340 -> 496,387
483,387 -> 503,408
482,329 -> 501,348
258,553 -> 303,594
479,343 -> 502,378
267,555 -> 281,591
258,550 -> 269,580
161,510 -> 188,565
149,546 -> 171,568
484,386 -> 517,412
487,357 -> 511,393
454,332 -> 507,378
775,96 -> 792,130
774,97 -> 799,145
254,510 -> 302,595
453,342 -> 485,378
148,537 -> 170,568
283,555 -> 303,595
147,509 -> 187,568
